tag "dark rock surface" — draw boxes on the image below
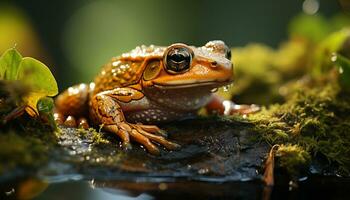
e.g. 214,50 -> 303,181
45,117 -> 268,182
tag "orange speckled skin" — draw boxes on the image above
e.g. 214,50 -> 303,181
93,59 -> 143,95
55,41 -> 239,154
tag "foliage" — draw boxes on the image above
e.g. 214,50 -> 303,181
0,47 -> 58,116
0,119 -> 58,175
289,13 -> 350,43
312,28 -> 350,76
220,13 -> 350,176
221,13 -> 350,106
250,79 -> 350,175
0,132 -> 48,174
332,53 -> 350,89
275,144 -> 311,175
0,48 -> 59,175
37,97 -> 56,130
220,39 -> 308,105
288,14 -> 330,43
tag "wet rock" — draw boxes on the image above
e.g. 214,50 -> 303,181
44,117 -> 269,182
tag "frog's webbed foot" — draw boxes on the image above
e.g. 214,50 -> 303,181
104,122 -> 180,155
90,88 -> 180,155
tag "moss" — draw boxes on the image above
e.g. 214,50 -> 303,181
275,144 -> 311,175
0,80 -> 57,175
77,127 -> 110,145
249,78 -> 350,175
218,39 -> 310,105
0,127 -> 55,175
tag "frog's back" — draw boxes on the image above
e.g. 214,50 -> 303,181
93,45 -> 165,94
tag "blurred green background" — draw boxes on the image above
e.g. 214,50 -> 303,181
0,0 -> 345,90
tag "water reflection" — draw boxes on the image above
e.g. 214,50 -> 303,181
35,181 -> 154,200
1,174 -> 349,199
34,179 -> 262,200
0,178 -> 48,200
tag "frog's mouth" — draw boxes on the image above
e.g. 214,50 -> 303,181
152,79 -> 232,89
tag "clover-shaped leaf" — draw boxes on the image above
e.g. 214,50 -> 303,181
0,48 -> 58,115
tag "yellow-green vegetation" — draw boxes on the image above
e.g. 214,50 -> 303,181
250,79 -> 350,175
0,47 -> 58,116
275,144 -> 311,176
227,13 -> 350,176
218,40 -> 308,105
0,48 -> 58,175
0,130 -> 56,175
77,127 -> 110,145
221,13 -> 350,106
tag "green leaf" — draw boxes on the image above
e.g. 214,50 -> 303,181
332,53 -> 350,88
37,97 -> 54,113
37,97 -> 56,130
17,57 -> 58,114
0,48 -> 22,80
312,28 -> 350,76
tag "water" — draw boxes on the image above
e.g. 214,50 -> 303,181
1,175 -> 349,200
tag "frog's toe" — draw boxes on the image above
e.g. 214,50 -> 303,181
104,125 -> 131,149
129,129 -> 160,155
137,124 -> 168,137
54,112 -> 65,125
122,142 -> 133,151
77,117 -> 89,129
104,123 -> 178,154
133,125 -> 180,150
64,116 -> 77,127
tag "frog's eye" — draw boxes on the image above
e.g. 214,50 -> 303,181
164,44 -> 193,74
144,60 -> 161,81
226,49 -> 232,60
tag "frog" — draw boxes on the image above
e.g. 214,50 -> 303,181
54,40 -> 258,155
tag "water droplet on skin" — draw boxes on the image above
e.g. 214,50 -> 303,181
331,53 -> 337,62
210,88 -> 218,93
223,86 -> 229,92
339,67 -> 344,74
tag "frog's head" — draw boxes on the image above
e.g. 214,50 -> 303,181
142,40 -> 233,90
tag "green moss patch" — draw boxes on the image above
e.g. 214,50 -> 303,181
249,78 -> 350,175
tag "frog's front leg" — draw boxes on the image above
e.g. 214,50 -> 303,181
90,88 -> 179,155
206,94 -> 260,115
